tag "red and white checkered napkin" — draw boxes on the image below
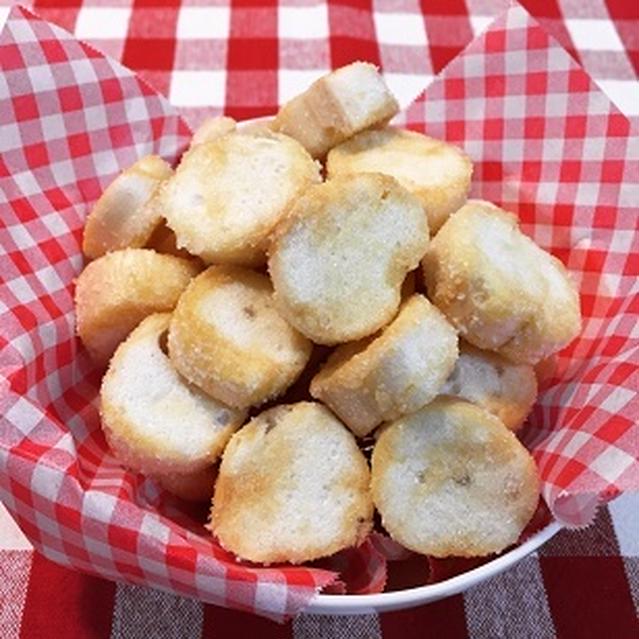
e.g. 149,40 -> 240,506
0,3 -> 637,621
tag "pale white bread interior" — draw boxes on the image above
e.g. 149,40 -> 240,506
327,127 -> 472,233
371,397 -> 540,557
75,248 -> 199,365
168,265 -> 312,409
422,200 -> 581,364
82,155 -> 173,259
269,173 -> 429,345
273,62 -> 399,158
311,294 -> 459,437
440,341 -> 537,431
100,313 -> 246,481
210,402 -> 373,564
154,465 -> 218,502
190,116 -> 237,147
161,132 -> 320,266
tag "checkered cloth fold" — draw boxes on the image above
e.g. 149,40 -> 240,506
0,2 -> 637,621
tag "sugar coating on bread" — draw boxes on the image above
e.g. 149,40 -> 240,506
75,248 -> 199,365
190,116 -> 237,147
269,173 -> 429,344
101,313 -> 246,479
422,200 -> 581,364
440,341 -> 537,431
210,402 -> 373,564
168,266 -> 312,409
371,397 -> 539,557
273,62 -> 399,158
311,294 -> 458,437
161,132 -> 320,266
83,156 -> 173,259
327,127 -> 472,233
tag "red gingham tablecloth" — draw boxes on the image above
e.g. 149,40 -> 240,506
0,1 -> 637,637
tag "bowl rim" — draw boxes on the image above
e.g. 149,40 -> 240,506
307,521 -> 561,612
233,115 -> 559,613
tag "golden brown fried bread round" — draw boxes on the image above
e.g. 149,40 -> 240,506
327,128 -> 472,233
101,314 -> 246,484
422,200 -> 581,364
83,156 -> 173,259
269,173 -> 429,345
440,341 -> 537,431
190,116 -> 237,146
161,132 -> 320,266
168,266 -> 312,409
273,62 -> 399,158
310,295 -> 458,437
371,397 -> 539,557
75,249 -> 199,365
210,402 -> 373,564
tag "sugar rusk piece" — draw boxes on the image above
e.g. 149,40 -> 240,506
100,313 -> 246,490
75,248 -> 199,365
161,132 -> 320,266
82,155 -> 172,259
440,341 -> 537,431
371,397 -> 540,557
269,173 -> 429,345
273,62 -> 399,158
310,294 -> 458,437
327,127 -> 472,233
422,200 -> 581,364
168,265 -> 312,409
209,402 -> 373,564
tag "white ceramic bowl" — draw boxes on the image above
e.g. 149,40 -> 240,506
306,522 -> 561,614
233,116 -> 560,615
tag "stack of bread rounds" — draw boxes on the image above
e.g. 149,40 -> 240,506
75,63 -> 581,568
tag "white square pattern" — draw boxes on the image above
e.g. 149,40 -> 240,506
469,15 -> 495,36
169,71 -> 226,107
590,446 -> 636,484
374,12 -> 427,46
565,19 -> 624,53
279,5 -> 329,39
385,73 -> 433,110
176,7 -> 230,40
0,7 -> 10,30
278,68 -> 327,104
75,8 -> 132,40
